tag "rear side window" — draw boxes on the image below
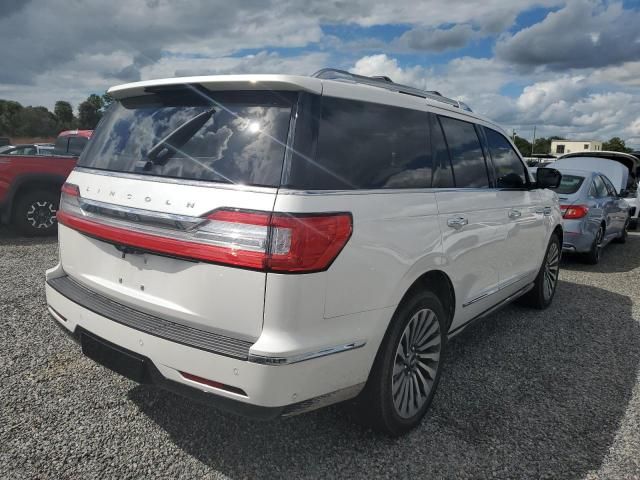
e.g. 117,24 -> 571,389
591,175 -> 608,198
485,128 -> 527,188
438,116 -> 490,188
53,137 -> 69,155
287,96 -> 431,189
78,90 -> 295,187
68,137 -> 88,156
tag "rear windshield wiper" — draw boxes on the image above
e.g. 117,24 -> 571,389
144,108 -> 216,167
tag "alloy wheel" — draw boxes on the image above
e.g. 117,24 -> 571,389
543,240 -> 560,301
392,308 -> 441,419
26,201 -> 57,229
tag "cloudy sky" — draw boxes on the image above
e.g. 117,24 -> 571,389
1,0 -> 639,146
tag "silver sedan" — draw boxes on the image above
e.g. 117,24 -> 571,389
551,168 -> 630,264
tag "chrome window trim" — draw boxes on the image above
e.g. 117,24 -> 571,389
248,341 -> 366,366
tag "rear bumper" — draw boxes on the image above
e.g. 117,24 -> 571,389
45,272 -> 370,417
562,220 -> 595,253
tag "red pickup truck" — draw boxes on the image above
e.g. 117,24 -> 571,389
0,130 -> 92,236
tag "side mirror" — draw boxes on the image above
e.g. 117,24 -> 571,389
536,167 -> 562,189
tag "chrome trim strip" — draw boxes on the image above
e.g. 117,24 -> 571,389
462,271 -> 533,308
248,341 -> 366,366
78,197 -> 204,231
276,187 -> 508,196
73,167 -> 279,194
449,282 -> 535,338
47,276 -> 254,360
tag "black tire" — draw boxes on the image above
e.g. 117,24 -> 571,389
613,220 -> 629,244
355,289 -> 447,437
630,218 -> 638,230
518,233 -> 560,309
12,189 -> 59,236
583,226 -> 604,265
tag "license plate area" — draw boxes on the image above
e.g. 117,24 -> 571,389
80,330 -> 149,383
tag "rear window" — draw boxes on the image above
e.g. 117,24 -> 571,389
286,96 -> 431,189
53,137 -> 68,155
68,137 -> 88,156
78,89 -> 295,187
551,174 -> 585,194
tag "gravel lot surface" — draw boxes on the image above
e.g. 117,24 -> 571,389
1,226 -> 640,479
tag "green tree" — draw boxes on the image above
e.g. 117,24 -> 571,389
0,99 -> 23,136
78,94 -> 104,129
54,101 -> 74,127
101,92 -> 114,110
513,135 -> 532,157
602,136 -> 632,153
14,106 -> 58,137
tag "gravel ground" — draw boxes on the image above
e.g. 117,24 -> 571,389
1,225 -> 640,479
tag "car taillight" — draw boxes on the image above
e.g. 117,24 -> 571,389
57,182 -> 352,273
561,204 -> 589,219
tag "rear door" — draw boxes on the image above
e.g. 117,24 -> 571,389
434,114 -> 506,330
56,88 -> 297,341
601,174 -> 626,236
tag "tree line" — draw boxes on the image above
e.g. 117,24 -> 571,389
0,93 -> 113,138
513,134 -> 635,156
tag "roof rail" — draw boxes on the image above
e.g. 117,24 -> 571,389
312,68 -> 472,112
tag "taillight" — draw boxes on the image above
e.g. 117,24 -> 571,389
56,183 -> 352,273
561,204 -> 589,219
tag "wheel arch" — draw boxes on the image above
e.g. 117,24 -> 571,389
5,174 -> 66,222
397,270 -> 456,333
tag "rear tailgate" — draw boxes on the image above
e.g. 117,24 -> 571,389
59,169 -> 275,341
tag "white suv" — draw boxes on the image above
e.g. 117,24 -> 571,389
45,69 -> 563,436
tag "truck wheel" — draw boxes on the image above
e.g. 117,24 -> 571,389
356,289 -> 446,436
518,233 -> 560,309
13,190 -> 59,236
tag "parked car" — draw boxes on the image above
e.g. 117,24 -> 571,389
0,143 -> 54,156
0,132 -> 89,235
45,70 -> 563,436
0,145 -> 15,154
558,151 -> 640,229
550,167 -> 629,263
52,130 -> 93,156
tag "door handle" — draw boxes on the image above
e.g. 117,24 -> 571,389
508,209 -> 522,219
447,216 -> 468,229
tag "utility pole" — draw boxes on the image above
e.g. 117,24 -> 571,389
531,126 -> 536,156
512,129 -> 517,142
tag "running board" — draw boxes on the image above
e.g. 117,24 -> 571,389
447,282 -> 535,339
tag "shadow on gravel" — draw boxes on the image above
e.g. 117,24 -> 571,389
129,281 -> 640,479
562,232 -> 640,273
0,226 -> 57,246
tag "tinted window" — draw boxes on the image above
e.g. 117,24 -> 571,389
79,90 -> 294,187
438,116 -> 489,188
68,137 -> 88,156
592,175 -> 608,198
551,174 -> 584,194
53,137 -> 69,155
601,175 -> 617,196
289,97 -> 431,189
485,128 -> 527,188
431,115 -> 454,188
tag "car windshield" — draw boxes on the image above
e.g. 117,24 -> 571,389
78,88 -> 295,187
551,174 -> 585,194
